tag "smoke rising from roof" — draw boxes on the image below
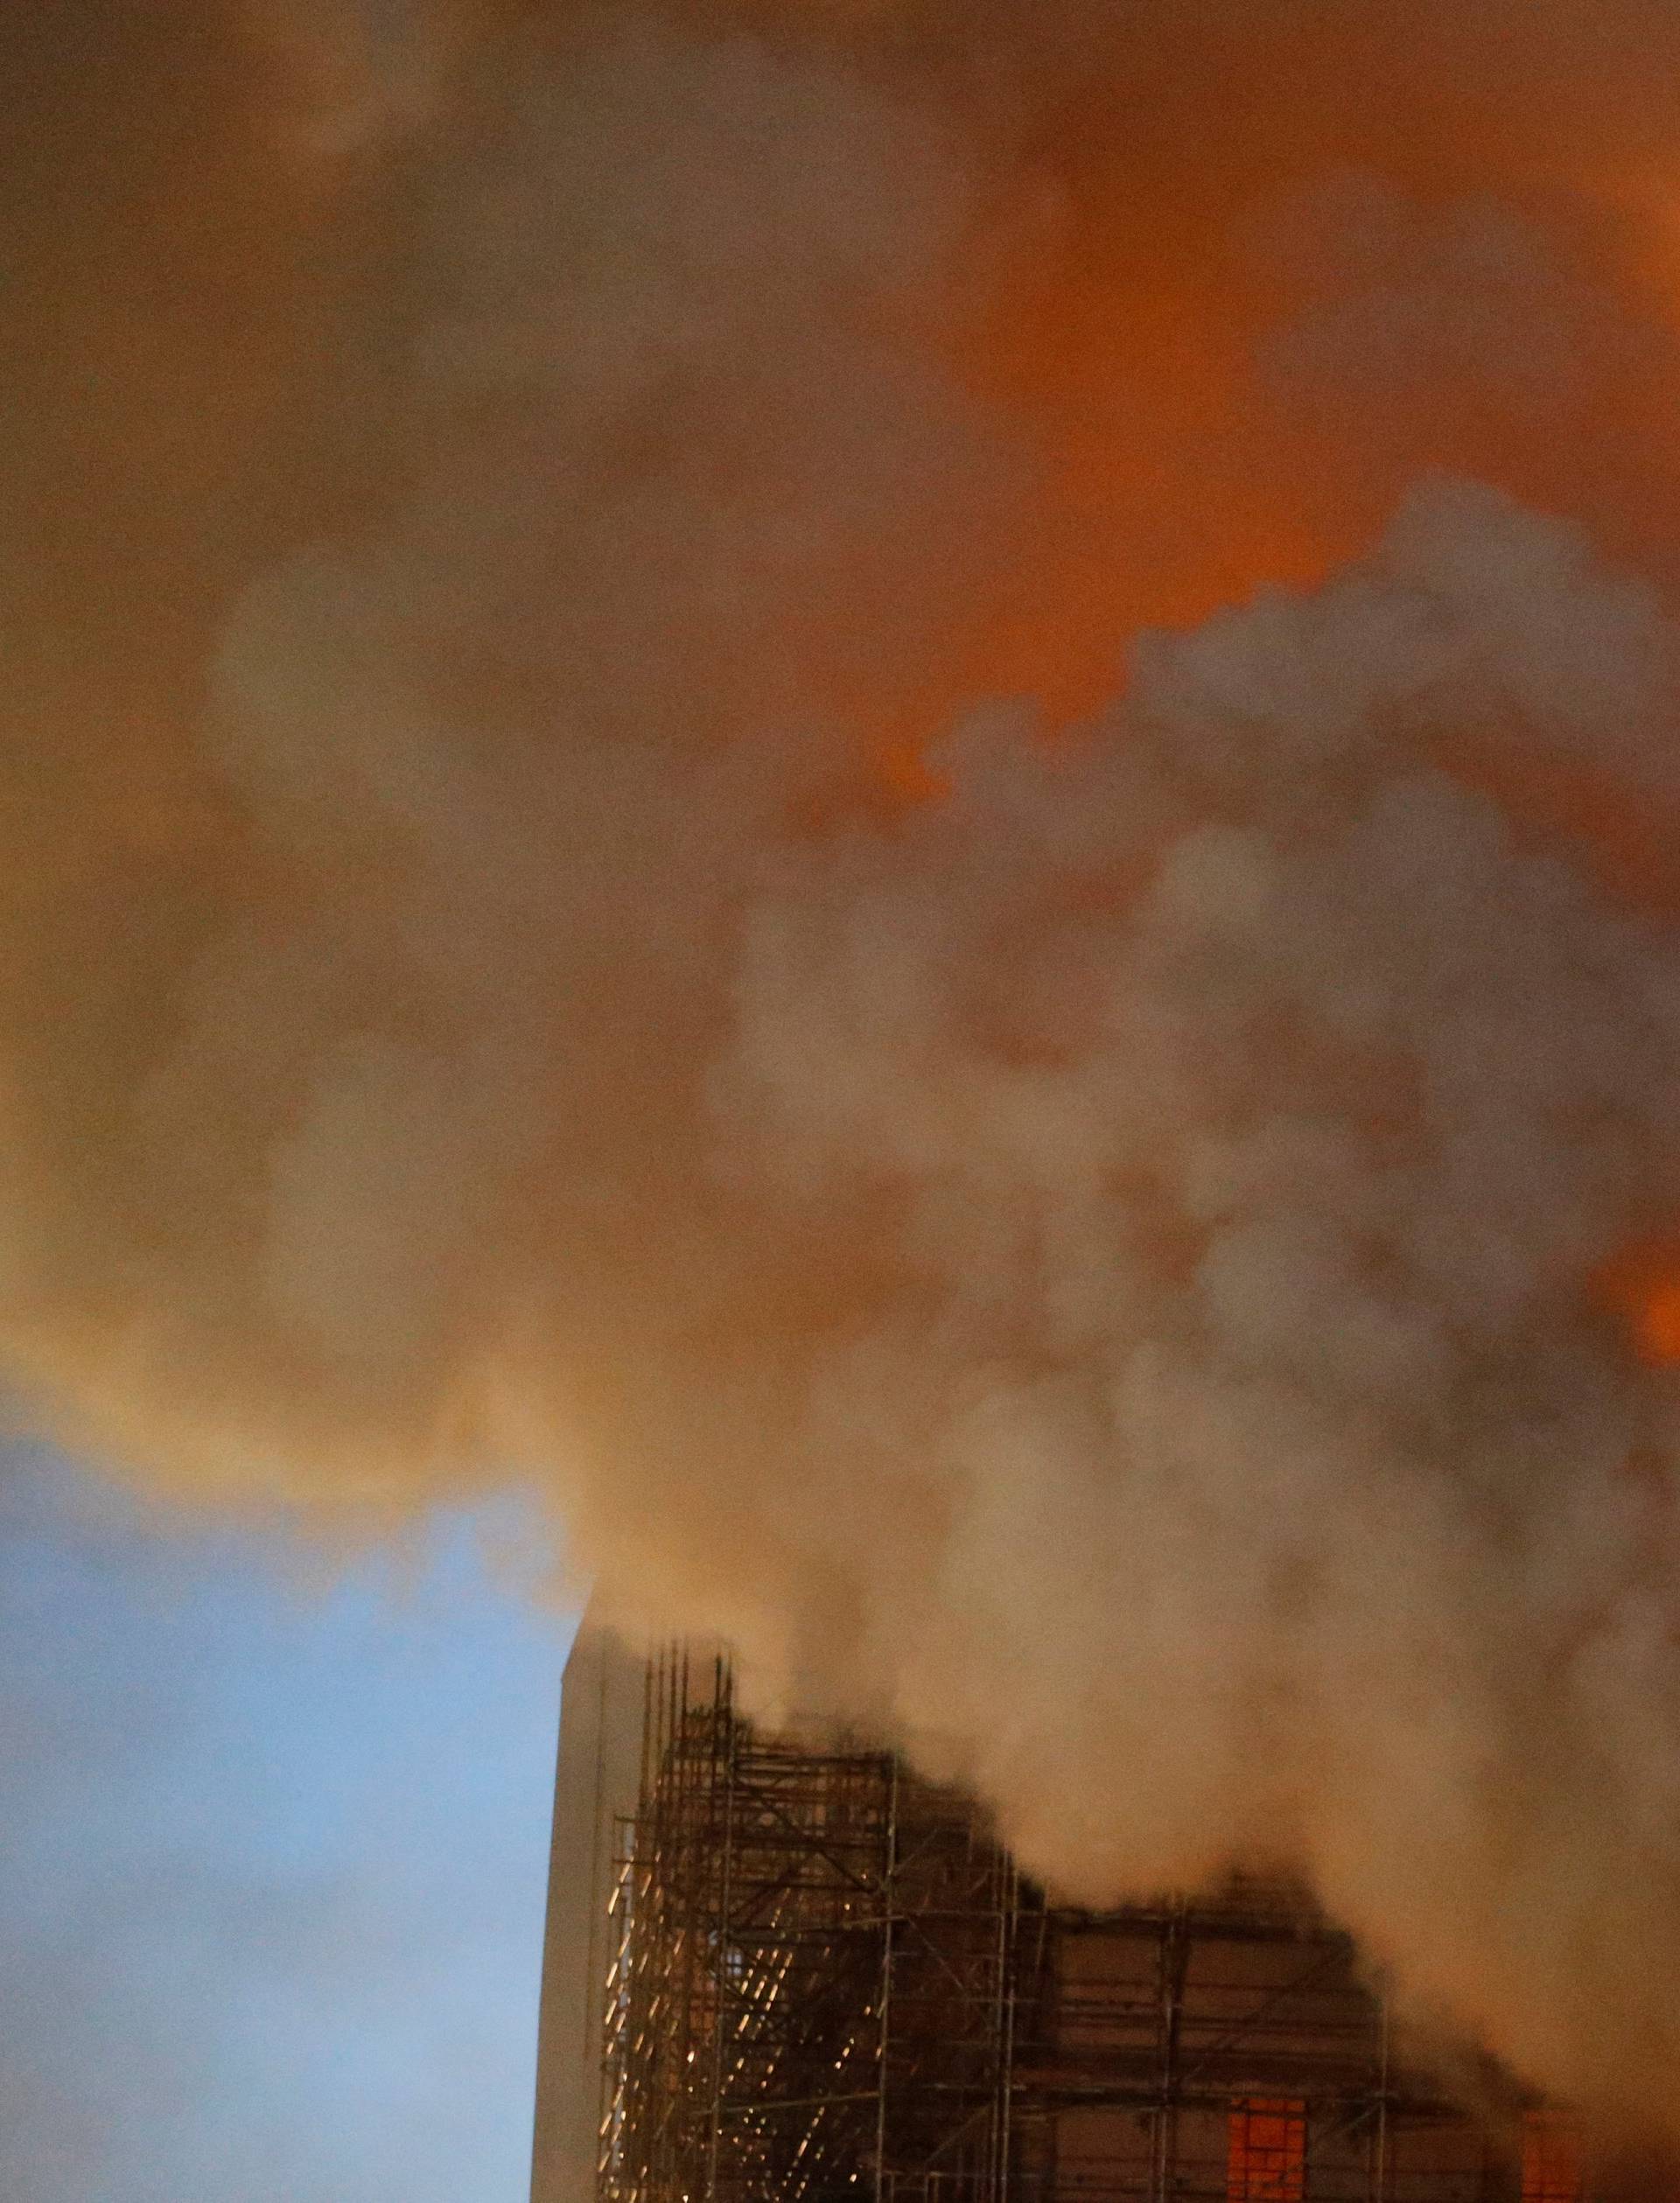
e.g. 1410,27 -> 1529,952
9,0 -> 1680,2143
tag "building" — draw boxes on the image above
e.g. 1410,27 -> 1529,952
531,1629 -> 1599,2203
529,1617 -> 648,2203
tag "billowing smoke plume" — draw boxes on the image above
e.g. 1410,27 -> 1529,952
10,0 -> 1680,2142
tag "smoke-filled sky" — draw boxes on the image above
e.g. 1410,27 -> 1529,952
15,0 -> 1680,2153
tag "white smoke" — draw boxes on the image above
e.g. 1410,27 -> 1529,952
8,0 -> 1680,2144
704,479 -> 1680,2130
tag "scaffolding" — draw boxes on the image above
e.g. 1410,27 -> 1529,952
599,1647 -> 1015,2202
596,1652 -> 1585,2203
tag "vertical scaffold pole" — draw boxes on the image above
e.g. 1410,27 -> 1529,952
875,1755 -> 899,2203
704,1654 -> 736,2203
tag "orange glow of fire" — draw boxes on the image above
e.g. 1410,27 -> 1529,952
932,209 -> 1341,735
1596,1241 -> 1680,1366
832,84 -> 1680,852
1634,1279 -> 1680,1365
876,740 -> 953,808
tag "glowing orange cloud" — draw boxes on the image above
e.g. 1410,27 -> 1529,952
816,4 -> 1680,845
